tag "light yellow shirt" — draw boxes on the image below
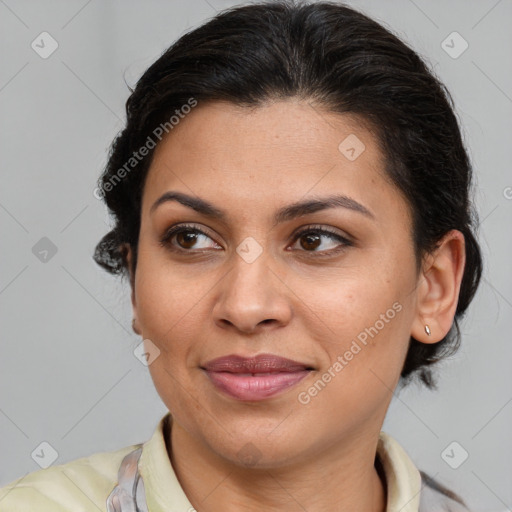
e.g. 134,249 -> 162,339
0,412 -> 468,511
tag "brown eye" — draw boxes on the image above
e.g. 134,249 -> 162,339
299,233 -> 322,251
160,224 -> 221,252
175,230 -> 200,249
159,223 -> 352,257
290,226 -> 353,256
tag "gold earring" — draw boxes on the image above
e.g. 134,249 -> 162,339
424,324 -> 431,336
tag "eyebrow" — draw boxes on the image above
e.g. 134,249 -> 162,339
150,191 -> 375,223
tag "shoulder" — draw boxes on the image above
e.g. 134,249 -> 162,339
419,470 -> 471,512
0,443 -> 141,511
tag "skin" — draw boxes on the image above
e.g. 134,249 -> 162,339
126,98 -> 466,511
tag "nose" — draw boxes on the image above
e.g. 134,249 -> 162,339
212,247 -> 292,335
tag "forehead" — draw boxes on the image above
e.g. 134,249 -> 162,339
141,99 -> 405,223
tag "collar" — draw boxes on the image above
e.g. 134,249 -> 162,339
377,431 -> 422,512
135,413 -> 422,512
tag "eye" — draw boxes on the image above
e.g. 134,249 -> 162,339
159,223 -> 221,252
160,223 -> 353,256
289,225 -> 353,256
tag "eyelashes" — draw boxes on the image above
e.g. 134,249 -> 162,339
289,226 -> 353,256
160,224 -> 221,252
159,223 -> 354,257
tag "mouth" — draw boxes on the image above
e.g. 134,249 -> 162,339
201,353 -> 314,401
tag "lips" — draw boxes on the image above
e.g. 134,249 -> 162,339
201,353 -> 313,401
203,353 -> 312,373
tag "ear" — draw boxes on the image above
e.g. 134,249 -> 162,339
411,230 -> 466,343
124,244 -> 141,336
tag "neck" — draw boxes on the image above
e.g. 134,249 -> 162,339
167,419 -> 387,512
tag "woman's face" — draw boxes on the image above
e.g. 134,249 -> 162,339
129,99 -> 426,467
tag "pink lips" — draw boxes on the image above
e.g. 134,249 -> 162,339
202,354 -> 313,401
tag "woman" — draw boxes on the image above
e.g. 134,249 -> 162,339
0,1 -> 482,511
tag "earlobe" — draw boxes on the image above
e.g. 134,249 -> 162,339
412,230 -> 466,344
132,317 -> 141,335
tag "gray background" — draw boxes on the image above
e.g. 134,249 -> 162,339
0,1 -> 511,511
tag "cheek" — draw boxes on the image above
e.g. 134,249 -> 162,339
293,260 -> 414,379
134,256 -> 207,412
294,289 -> 411,428
134,248 -> 211,338
290,260 -> 404,332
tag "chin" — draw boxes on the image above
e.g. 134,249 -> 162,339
206,428 -> 309,470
